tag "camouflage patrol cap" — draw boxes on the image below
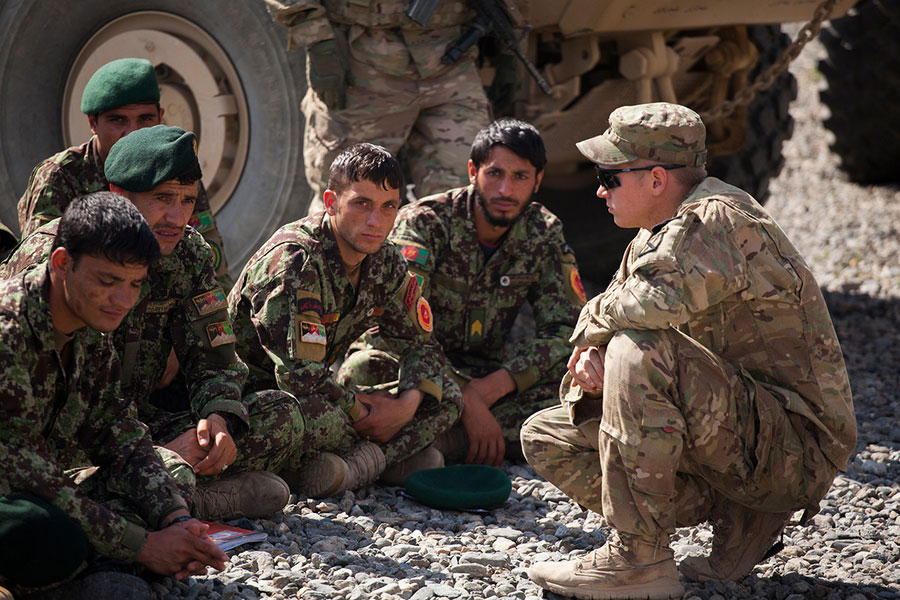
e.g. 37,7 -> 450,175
576,102 -> 707,167
81,58 -> 160,115
105,125 -> 200,192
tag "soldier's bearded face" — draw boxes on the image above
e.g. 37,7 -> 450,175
325,179 -> 401,263
55,250 -> 147,332
470,146 -> 542,228
89,103 -> 163,163
126,180 -> 199,255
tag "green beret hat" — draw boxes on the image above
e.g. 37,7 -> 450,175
404,465 -> 512,510
80,58 -> 160,115
105,125 -> 200,192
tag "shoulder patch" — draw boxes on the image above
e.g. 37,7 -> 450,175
415,296 -> 433,333
189,210 -> 214,233
321,312 -> 341,324
192,288 -> 227,316
296,289 -> 323,315
299,321 -> 327,345
403,274 -> 420,310
206,321 -> 237,347
566,265 -> 587,305
400,243 -> 430,266
632,213 -> 696,270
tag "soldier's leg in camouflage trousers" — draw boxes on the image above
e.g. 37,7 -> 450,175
302,57 -> 421,212
229,390 -> 306,473
405,60 -> 491,198
529,327 -> 792,598
336,347 -> 462,466
521,405 -> 713,527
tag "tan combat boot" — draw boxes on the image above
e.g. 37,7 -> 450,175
528,531 -> 684,600
431,425 -> 468,462
192,471 -> 290,521
680,499 -> 792,582
380,445 -> 444,486
286,441 -> 386,498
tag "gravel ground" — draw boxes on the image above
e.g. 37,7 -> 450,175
154,32 -> 900,600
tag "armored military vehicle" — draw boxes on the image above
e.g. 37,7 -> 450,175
0,0 -> 894,284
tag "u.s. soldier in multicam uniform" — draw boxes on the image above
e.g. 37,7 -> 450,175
229,143 -> 459,498
340,119 -> 585,467
264,0 -> 509,209
2,126 -> 297,521
0,194 -> 228,597
15,57 -> 231,287
523,103 -> 858,600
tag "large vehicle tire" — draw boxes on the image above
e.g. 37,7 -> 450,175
819,0 -> 900,183
0,0 -> 309,273
707,25 -> 797,202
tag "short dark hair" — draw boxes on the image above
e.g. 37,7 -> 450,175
52,191 -> 161,267
327,143 -> 403,196
470,118 -> 547,173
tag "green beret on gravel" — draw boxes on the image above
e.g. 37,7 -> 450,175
105,125 -> 200,192
80,58 -> 160,115
404,465 -> 512,510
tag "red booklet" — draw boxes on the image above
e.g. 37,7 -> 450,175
200,521 -> 267,551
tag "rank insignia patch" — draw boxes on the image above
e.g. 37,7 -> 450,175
416,296 -> 433,333
401,244 -> 430,265
206,321 -> 236,348
192,288 -> 227,316
300,321 -> 327,345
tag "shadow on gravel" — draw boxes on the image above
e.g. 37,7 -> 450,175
824,290 -> 900,488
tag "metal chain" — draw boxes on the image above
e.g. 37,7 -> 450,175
701,0 -> 839,123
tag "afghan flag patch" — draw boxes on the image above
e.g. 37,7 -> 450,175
189,210 -> 214,233
400,244 -> 430,266
300,321 -> 327,345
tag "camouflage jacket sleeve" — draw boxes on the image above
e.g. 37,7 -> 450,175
0,320 -> 186,562
237,242 -> 364,418
570,207 -> 747,348
504,220 -> 584,392
190,183 -> 232,290
264,0 -> 335,49
18,162 -> 74,238
169,233 -> 249,426
374,246 -> 444,402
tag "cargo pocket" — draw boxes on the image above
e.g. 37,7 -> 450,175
601,398 -> 685,499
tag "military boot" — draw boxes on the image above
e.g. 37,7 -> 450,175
287,441 -> 386,498
192,471 -> 290,521
380,445 -> 444,486
680,499 -> 792,582
431,425 -> 468,462
528,531 -> 684,600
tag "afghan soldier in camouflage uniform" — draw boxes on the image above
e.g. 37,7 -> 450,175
2,127 -> 295,521
0,194 -> 227,597
229,143 -> 459,498
341,119 -> 585,466
265,0 -> 499,208
15,57 -> 231,287
523,103 -> 858,600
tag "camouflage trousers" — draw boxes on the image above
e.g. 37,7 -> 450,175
303,56 -> 490,211
522,328 -> 837,539
146,389 -> 307,481
335,348 -> 461,465
338,347 -> 556,461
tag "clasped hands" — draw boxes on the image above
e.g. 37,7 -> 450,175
165,413 -> 237,476
353,388 -> 423,443
568,345 -> 606,396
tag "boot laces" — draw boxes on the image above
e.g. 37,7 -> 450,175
196,483 -> 239,519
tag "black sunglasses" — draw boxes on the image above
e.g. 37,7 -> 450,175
594,164 -> 686,189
